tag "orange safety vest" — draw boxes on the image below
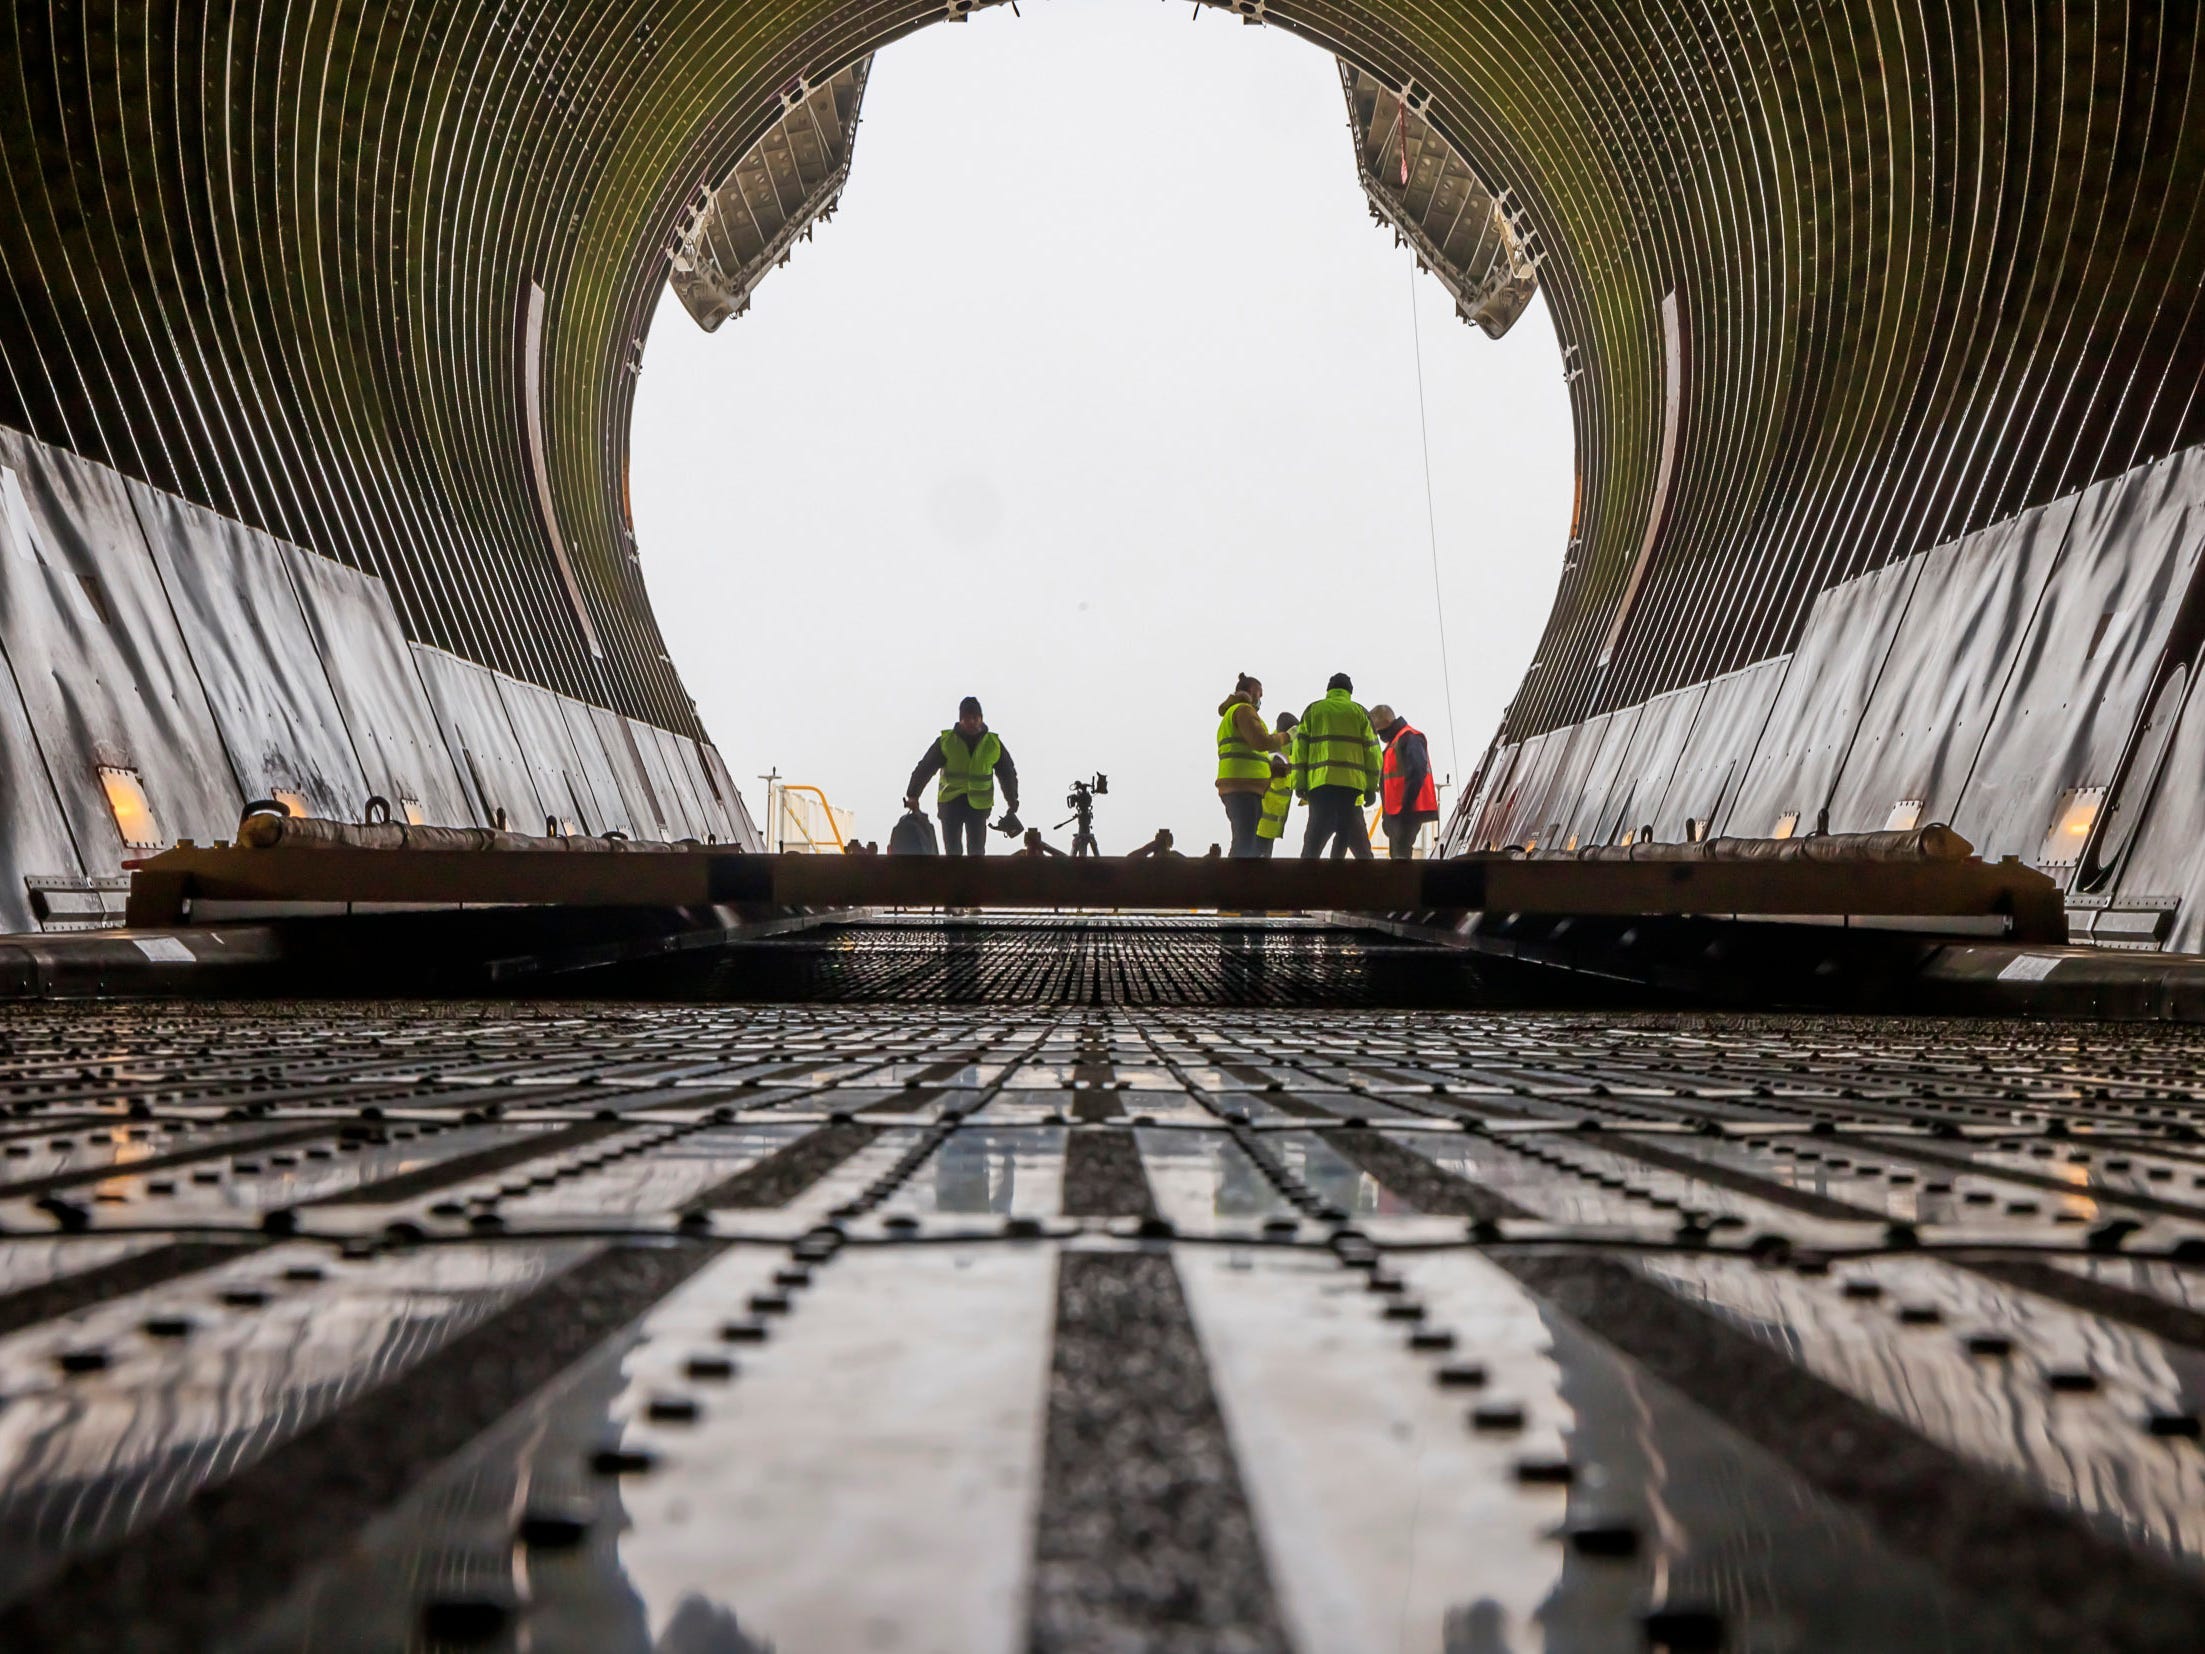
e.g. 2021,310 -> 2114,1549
1382,723 -> 1439,816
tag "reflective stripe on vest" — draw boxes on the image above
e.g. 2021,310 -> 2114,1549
1257,773 -> 1293,838
1216,707 -> 1271,783
1292,692 -> 1381,793
937,729 -> 1001,811
1382,723 -> 1440,815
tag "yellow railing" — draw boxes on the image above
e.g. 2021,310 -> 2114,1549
773,783 -> 848,852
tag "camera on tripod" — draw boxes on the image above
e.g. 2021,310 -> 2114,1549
1059,774 -> 1107,858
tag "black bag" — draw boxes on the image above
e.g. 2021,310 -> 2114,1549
887,808 -> 938,856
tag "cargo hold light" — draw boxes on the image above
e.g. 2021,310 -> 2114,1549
271,789 -> 309,819
2039,786 -> 2106,868
98,766 -> 163,850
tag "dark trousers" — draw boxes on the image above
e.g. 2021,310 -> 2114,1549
1221,791 -> 1265,858
1251,835 -> 1277,859
1383,814 -> 1419,859
940,799 -> 990,856
1300,786 -> 1373,860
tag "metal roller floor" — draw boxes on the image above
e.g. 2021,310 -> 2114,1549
556,915 -> 1543,1006
5,958 -> 2205,1648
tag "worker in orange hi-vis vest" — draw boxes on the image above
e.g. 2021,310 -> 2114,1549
1369,705 -> 1439,860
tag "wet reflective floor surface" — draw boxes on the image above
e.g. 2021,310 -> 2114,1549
553,913 -> 1572,1006
4,993 -> 2205,1650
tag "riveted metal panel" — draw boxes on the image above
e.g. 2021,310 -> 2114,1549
0,620 -> 81,932
1174,1246 -> 1571,1646
1493,718 -> 1609,852
548,695 -> 642,839
625,715 -> 695,840
0,431 -> 239,872
636,720 -> 713,840
1656,656 -> 1786,840
409,647 -> 545,830
1536,709 -> 1636,849
237,1245 -> 1054,1654
2107,688 -> 2205,948
1562,701 -> 1650,847
1448,739 -> 1519,853
1597,682 -> 1708,843
17,1003 -> 2205,1653
2090,471 -> 2205,939
7,0 -> 2205,780
1474,735 -> 1544,849
672,735 -> 739,843
585,704 -> 673,841
699,742 -> 764,851
1823,499 -> 2080,835
1726,556 -> 1928,842
1956,449 -> 2205,872
0,1239 -> 584,1597
283,550 -> 473,828
492,675 -> 609,837
126,482 -> 370,822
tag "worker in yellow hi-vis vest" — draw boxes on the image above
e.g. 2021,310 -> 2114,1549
1253,710 -> 1299,858
1291,673 -> 1383,860
905,696 -> 1021,856
1215,673 -> 1292,857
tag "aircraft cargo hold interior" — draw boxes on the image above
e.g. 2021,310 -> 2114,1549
5,2 -> 2205,1649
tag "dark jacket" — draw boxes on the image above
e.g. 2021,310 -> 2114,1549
1377,718 -> 1437,824
907,725 -> 1019,812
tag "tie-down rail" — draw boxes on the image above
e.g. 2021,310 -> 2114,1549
123,836 -> 2065,943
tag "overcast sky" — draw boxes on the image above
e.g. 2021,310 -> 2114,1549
632,0 -> 1570,852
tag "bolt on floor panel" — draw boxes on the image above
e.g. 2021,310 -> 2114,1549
555,915 -> 1557,1007
5,990 -> 2205,1649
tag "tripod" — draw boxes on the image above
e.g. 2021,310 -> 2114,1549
1058,785 -> 1100,858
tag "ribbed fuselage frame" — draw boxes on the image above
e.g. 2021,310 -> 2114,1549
3,2 -> 2200,746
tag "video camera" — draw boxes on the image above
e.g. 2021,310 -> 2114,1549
1059,774 -> 1106,858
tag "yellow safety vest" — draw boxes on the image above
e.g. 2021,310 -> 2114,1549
1257,770 -> 1293,839
937,729 -> 1002,811
1291,690 -> 1383,794
1216,706 -> 1271,783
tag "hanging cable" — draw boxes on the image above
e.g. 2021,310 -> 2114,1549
1407,264 -> 1463,782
